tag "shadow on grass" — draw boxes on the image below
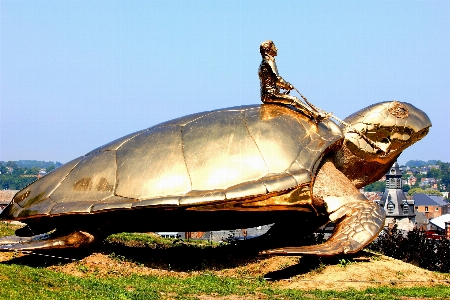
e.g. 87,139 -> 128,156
1,235 -> 374,280
100,239 -> 263,271
1,238 -> 263,271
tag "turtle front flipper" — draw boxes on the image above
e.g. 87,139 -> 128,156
262,198 -> 385,256
0,231 -> 95,251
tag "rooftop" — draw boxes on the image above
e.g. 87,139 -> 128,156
429,214 -> 450,230
0,190 -> 18,204
414,193 -> 445,206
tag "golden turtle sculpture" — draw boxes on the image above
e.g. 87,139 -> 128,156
0,101 -> 430,256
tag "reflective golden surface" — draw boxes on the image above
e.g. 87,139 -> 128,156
116,126 -> 191,199
6,104 -> 342,219
3,99 -> 431,238
183,110 -> 268,191
337,101 -> 432,188
51,151 -> 116,203
0,98 -> 431,256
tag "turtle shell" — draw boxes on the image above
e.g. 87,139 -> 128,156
3,104 -> 343,220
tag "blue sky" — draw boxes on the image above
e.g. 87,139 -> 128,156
1,1 -> 449,165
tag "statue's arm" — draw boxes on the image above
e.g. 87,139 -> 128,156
267,59 -> 293,91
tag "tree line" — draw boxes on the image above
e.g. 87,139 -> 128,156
0,161 -> 58,190
364,161 -> 450,194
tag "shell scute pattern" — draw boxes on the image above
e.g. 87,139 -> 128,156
8,105 -> 343,219
12,157 -> 84,212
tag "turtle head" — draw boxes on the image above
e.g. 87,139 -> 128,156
336,101 -> 431,188
341,101 -> 431,163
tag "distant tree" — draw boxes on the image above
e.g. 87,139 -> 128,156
439,162 -> 450,174
405,160 -> 427,167
0,175 -> 35,190
402,184 -> 411,193
364,181 -> 386,192
26,167 -> 40,175
46,165 -> 56,173
427,168 -> 441,179
5,161 -> 18,169
425,189 -> 443,196
441,174 -> 450,188
11,166 -> 26,176
0,164 -> 7,175
408,187 -> 443,196
408,187 -> 425,195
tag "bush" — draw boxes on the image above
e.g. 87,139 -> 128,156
368,225 -> 450,272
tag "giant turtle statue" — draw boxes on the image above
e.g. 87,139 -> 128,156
0,101 -> 430,256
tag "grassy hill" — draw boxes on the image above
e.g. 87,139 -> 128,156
0,223 -> 449,299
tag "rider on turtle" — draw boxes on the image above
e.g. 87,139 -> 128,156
259,40 -> 329,122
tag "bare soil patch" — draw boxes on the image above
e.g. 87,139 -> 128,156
1,248 -> 448,291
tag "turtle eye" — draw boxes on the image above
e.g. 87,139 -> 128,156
388,101 -> 409,119
380,137 -> 390,144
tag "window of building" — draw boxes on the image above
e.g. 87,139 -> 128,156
403,205 -> 409,214
387,202 -> 395,214
425,206 -> 428,212
390,178 -> 396,188
436,207 -> 439,211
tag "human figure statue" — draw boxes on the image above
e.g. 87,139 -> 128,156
258,40 -> 329,122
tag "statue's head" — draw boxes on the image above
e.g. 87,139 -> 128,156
341,101 -> 431,165
260,40 -> 277,57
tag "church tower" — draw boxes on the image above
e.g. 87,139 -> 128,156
378,162 -> 416,231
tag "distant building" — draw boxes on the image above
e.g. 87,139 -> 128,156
414,194 -> 448,220
429,214 -> 450,232
406,168 -> 419,175
419,167 -> 430,175
377,162 -> 416,231
363,191 -> 382,202
407,175 -> 417,186
184,224 -> 273,242
38,169 -> 47,179
420,178 -> 437,188
415,211 -> 429,231
0,190 -> 18,211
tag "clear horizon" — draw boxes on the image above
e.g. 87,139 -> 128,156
1,1 -> 449,166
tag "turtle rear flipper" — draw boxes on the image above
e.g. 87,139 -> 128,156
0,231 -> 95,251
262,200 -> 385,256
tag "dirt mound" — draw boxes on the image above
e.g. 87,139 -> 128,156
1,249 -> 448,291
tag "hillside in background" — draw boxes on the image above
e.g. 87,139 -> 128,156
405,160 -> 439,167
0,160 -> 62,169
0,160 -> 62,190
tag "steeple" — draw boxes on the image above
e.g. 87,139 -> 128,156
385,162 -> 403,189
378,161 -> 416,230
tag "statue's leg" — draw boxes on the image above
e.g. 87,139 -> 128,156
264,94 -> 329,122
0,230 -> 95,251
262,197 -> 385,256
262,161 -> 386,256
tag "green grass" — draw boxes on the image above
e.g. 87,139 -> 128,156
1,223 -> 450,299
0,263 -> 449,299
106,232 -> 222,248
0,221 -> 22,236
